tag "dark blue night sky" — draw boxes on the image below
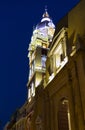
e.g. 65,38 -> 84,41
0,0 -> 79,129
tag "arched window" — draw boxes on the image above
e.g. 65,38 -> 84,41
35,115 -> 42,130
58,99 -> 71,130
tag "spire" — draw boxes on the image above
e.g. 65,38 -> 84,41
45,5 -> 47,12
42,6 -> 49,18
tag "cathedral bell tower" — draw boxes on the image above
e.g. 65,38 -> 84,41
27,8 -> 55,102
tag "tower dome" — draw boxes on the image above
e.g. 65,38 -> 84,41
36,7 -> 55,29
29,7 -> 55,51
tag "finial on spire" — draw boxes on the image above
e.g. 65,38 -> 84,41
45,5 -> 47,12
42,5 -> 49,18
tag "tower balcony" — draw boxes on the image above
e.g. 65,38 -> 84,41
35,65 -> 46,73
28,66 -> 46,87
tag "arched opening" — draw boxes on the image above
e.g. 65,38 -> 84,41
58,99 -> 71,130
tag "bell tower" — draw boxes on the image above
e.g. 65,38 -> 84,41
27,8 -> 55,102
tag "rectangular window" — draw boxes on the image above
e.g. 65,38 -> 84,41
41,56 -> 46,68
54,38 -> 67,71
31,82 -> 35,96
42,48 -> 47,56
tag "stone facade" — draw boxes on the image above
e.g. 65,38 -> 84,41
6,0 -> 85,130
